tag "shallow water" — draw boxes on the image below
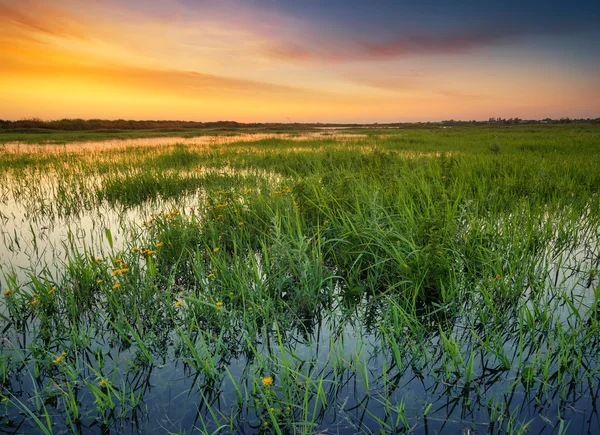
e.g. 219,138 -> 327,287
1,138 -> 600,434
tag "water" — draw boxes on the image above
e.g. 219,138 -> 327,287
1,137 -> 599,434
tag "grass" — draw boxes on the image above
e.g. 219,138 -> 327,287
1,124 -> 599,433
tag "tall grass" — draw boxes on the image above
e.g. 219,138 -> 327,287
1,125 -> 599,433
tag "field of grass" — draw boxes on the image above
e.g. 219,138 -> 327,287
1,124 -> 599,434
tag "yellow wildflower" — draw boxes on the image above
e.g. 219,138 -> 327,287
31,299 -> 38,305
95,257 -> 103,262
120,268 -> 129,274
213,247 -> 219,253
261,376 -> 273,387
175,300 -> 182,307
98,380 -> 105,386
145,250 -> 156,255
216,301 -> 223,307
238,222 -> 244,226
494,274 -> 501,280
269,407 -> 275,412
114,258 -> 122,264
48,287 -> 56,295
112,282 -> 121,289
132,247 -> 139,253
4,289 -> 10,296
112,269 -> 121,276
96,279 -> 104,284
156,242 -> 164,248
52,352 -> 66,363
207,273 -> 215,279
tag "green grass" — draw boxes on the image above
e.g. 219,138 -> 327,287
1,124 -> 599,433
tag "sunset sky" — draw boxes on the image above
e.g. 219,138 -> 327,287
1,0 -> 599,122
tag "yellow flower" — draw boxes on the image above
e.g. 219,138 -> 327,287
114,258 -> 122,264
174,300 -> 182,307
4,289 -> 11,296
216,301 -> 223,307
95,257 -> 103,262
31,299 -> 38,305
247,307 -> 252,311
112,282 -> 121,289
213,247 -> 219,252
207,273 -> 215,279
269,407 -> 275,412
52,352 -> 66,363
156,242 -> 164,247
145,250 -> 156,255
48,287 -> 56,295
120,268 -> 129,274
98,380 -> 105,386
494,274 -> 501,280
112,269 -> 121,276
238,222 -> 244,226
131,247 -> 139,253
261,376 -> 273,387
96,279 -> 104,284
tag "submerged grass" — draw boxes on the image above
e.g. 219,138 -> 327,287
1,125 -> 600,433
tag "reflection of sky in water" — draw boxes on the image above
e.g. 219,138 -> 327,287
0,188 -> 203,281
0,164 -> 281,282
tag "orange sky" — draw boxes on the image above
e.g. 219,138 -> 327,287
1,0 -> 599,122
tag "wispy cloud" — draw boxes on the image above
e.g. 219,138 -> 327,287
263,23 -> 587,63
0,1 -> 87,40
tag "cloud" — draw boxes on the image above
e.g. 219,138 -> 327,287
0,1 -> 87,40
262,22 -> 587,63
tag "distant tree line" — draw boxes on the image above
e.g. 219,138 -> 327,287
438,117 -> 599,126
0,117 -> 598,131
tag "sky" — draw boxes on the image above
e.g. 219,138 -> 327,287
0,0 -> 599,122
